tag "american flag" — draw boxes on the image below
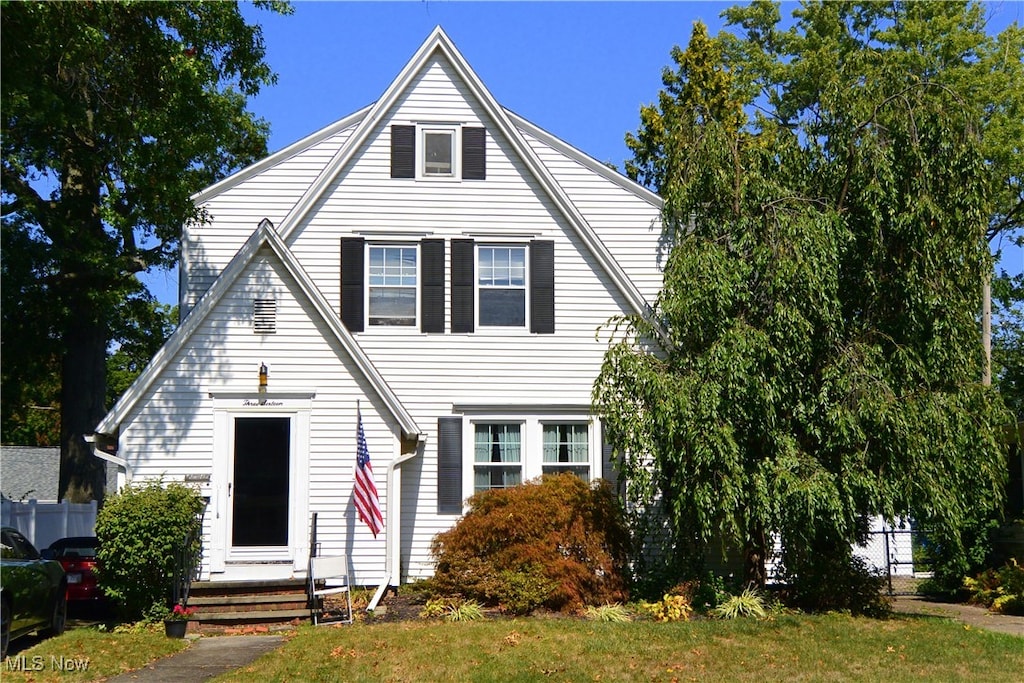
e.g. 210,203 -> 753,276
354,409 -> 383,537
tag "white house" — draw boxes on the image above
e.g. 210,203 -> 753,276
92,27 -> 664,595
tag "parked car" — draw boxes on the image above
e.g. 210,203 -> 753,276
0,526 -> 66,658
43,536 -> 103,603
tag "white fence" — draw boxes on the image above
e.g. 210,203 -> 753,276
0,498 -> 98,551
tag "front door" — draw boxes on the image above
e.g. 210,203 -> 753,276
231,416 -> 290,548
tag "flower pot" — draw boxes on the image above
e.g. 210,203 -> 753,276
164,619 -> 188,638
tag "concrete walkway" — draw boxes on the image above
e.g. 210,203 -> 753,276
892,596 -> 1024,638
104,634 -> 285,683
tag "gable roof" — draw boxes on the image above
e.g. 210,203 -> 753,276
268,26 -> 656,320
95,220 -> 421,441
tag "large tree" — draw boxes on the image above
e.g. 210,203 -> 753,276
595,1 -> 1021,598
1,1 -> 290,502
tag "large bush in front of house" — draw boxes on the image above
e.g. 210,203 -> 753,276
427,474 -> 629,614
95,480 -> 205,620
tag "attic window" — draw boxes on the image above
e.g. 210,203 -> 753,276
253,299 -> 276,334
391,124 -> 486,180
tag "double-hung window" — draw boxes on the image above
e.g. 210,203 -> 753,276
542,423 -> 590,481
368,245 -> 417,327
478,246 -> 527,327
473,423 -> 523,492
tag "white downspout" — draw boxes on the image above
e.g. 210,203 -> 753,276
86,435 -> 131,490
367,437 -> 424,611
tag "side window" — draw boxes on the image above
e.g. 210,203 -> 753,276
542,423 -> 590,481
473,423 -> 523,492
368,245 -> 418,327
478,246 -> 527,327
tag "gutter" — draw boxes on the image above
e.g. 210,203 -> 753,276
367,438 -> 425,612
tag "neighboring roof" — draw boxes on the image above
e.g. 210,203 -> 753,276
95,220 -> 422,441
0,446 -> 114,501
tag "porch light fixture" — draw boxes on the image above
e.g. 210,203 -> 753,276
259,363 -> 268,391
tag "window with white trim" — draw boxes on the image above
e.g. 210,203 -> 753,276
474,423 -> 522,492
457,417 -> 596,498
478,245 -> 527,327
367,245 -> 417,326
542,423 -> 590,482
420,125 -> 458,178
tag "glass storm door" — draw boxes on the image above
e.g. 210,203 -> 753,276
232,417 -> 290,547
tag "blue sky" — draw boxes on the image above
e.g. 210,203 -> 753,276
145,1 -> 1024,303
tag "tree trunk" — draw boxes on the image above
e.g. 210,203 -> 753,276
743,523 -> 768,589
59,313 -> 108,503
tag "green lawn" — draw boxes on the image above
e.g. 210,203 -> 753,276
214,613 -> 1022,682
4,613 -> 1019,682
2,625 -> 188,683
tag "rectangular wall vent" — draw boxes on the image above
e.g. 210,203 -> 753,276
254,299 -> 276,334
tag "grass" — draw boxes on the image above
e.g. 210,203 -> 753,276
2,623 -> 189,683
213,613 -> 1022,682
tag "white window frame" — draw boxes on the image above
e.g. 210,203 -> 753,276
462,415 -> 598,498
366,243 -> 419,328
476,244 -> 529,329
540,421 -> 592,482
417,124 -> 460,179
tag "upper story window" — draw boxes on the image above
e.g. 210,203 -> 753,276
391,125 -> 486,180
341,237 -> 443,334
422,127 -> 456,177
478,246 -> 527,327
368,245 -> 418,326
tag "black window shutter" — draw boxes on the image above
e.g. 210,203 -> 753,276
462,127 -> 486,180
421,239 -> 445,333
340,237 -> 365,332
391,125 -> 415,178
451,239 -> 475,333
530,240 -> 555,334
437,417 -> 463,514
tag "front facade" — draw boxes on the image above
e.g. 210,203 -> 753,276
93,28 -> 663,589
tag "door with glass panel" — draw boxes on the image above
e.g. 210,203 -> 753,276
230,417 -> 290,548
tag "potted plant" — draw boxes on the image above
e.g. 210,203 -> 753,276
163,602 -> 195,638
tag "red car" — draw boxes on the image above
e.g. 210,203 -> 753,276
43,537 -> 102,602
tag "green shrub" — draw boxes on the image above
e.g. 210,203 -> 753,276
95,479 -> 205,620
964,558 -> 1024,615
779,548 -> 892,618
428,474 -> 630,613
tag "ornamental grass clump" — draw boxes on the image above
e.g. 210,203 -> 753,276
712,587 -> 767,619
428,474 -> 630,614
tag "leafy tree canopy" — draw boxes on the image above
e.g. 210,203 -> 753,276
1,1 -> 290,500
595,0 -> 1020,595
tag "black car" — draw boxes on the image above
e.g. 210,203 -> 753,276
0,526 -> 67,658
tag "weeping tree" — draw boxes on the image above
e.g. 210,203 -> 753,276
1,1 -> 290,501
595,1 -> 1020,601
